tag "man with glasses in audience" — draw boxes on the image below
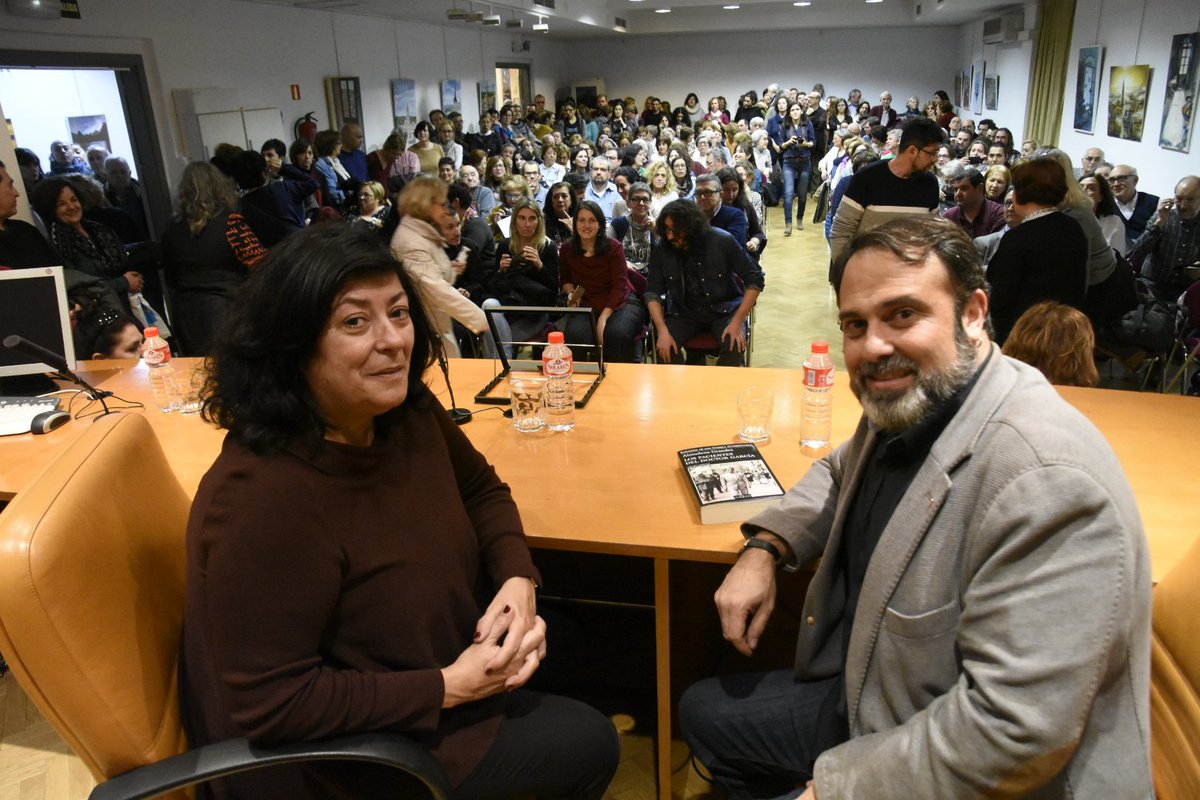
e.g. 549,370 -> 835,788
521,162 -> 547,204
1108,164 -> 1160,250
1079,146 -> 1104,178
1128,175 -> 1200,301
695,174 -> 748,249
829,117 -> 943,265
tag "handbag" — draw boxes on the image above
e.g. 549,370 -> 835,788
811,181 -> 830,224
1110,298 -> 1176,353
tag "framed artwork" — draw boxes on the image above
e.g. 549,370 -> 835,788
984,74 -> 999,111
960,69 -> 971,109
1159,32 -> 1198,152
1073,46 -> 1104,133
324,76 -> 362,132
67,114 -> 109,153
478,79 -> 497,115
441,80 -> 463,114
954,73 -> 963,109
391,79 -> 417,136
971,60 -> 984,112
1108,64 -> 1152,142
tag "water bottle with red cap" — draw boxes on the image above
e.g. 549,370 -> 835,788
141,326 -> 180,412
800,340 -> 834,450
541,331 -> 575,431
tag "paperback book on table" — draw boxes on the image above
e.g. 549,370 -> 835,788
678,443 -> 786,525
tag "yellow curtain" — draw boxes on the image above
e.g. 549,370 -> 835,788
1025,0 -> 1078,147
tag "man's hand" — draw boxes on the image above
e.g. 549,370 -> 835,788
1154,197 -> 1174,228
125,271 -> 145,294
715,544 -> 777,656
656,328 -> 679,362
721,319 -> 747,352
747,238 -> 761,254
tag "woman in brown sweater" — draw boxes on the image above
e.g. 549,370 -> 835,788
182,224 -> 617,799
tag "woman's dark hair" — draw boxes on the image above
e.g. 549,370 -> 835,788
30,177 -> 77,223
288,139 -> 313,165
230,150 -> 268,191
655,198 -> 710,249
684,93 -> 700,107
619,144 -> 642,168
1086,174 -> 1120,218
672,107 -> 689,127
313,130 -> 341,158
542,180 -> 579,222
715,166 -> 750,215
783,102 -> 809,133
74,301 -> 138,358
201,224 -> 441,454
669,154 -> 694,195
14,147 -> 41,169
1011,158 -> 1068,208
261,138 -> 287,160
568,144 -> 592,173
570,200 -> 611,255
413,120 -> 435,140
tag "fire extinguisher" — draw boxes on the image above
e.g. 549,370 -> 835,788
294,112 -> 318,143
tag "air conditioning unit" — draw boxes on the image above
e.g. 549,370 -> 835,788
982,11 -> 1022,44
5,0 -> 60,19
505,18 -> 523,28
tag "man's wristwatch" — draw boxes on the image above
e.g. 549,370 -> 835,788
742,536 -> 783,564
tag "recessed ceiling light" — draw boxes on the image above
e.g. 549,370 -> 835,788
655,7 -> 671,12
793,1 -> 811,5
723,3 -> 740,8
866,0 -> 883,3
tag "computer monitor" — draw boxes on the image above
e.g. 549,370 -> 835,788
0,266 -> 76,394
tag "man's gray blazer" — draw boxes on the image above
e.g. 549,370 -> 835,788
745,347 -> 1153,798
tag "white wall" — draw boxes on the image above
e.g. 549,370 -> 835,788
0,67 -> 137,177
1057,0 -> 1200,199
0,0 -> 572,188
560,26 -> 960,115
955,3 -> 1037,146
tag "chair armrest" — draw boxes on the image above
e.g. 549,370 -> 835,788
88,732 -> 451,800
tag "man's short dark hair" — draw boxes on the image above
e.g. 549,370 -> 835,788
615,165 -> 640,185
261,138 -> 287,160
202,224 -> 440,454
1011,158 -> 1068,207
627,181 -> 651,200
564,172 -> 588,192
832,217 -> 990,326
960,167 -> 985,189
655,198 -> 710,249
445,182 -> 473,210
437,156 -> 455,170
898,117 -> 945,151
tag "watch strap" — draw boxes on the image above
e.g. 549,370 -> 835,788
742,536 -> 783,564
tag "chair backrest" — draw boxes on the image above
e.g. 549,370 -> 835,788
1150,532 -> 1200,799
0,412 -> 192,785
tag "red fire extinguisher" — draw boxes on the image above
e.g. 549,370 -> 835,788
294,112 -> 319,143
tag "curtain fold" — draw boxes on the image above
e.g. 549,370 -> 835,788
1025,0 -> 1079,147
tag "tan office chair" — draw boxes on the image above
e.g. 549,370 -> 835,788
1150,532 -> 1200,799
0,412 -> 449,800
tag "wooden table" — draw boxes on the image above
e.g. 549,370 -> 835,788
3,358 -> 1199,799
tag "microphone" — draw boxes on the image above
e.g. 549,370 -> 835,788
3,334 -> 116,416
436,350 -> 472,425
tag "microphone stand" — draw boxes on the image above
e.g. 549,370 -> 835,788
437,351 -> 472,425
3,334 -> 117,418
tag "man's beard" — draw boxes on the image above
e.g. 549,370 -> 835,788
851,327 -> 979,432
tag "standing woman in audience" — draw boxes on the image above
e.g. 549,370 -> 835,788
682,92 -> 703,126
312,130 -> 350,210
159,161 -> 268,355
1038,148 -> 1119,291
288,139 -> 322,221
32,177 -> 142,315
766,95 -> 790,155
831,97 -> 854,129
1080,174 -> 1127,255
540,136 -> 566,186
607,100 -> 627,137
704,97 -> 729,125
855,101 -> 872,122
558,200 -> 645,363
408,121 -> 445,177
542,180 -> 578,250
733,93 -> 759,126
567,145 -> 592,177
368,132 -> 420,190
777,101 -> 815,236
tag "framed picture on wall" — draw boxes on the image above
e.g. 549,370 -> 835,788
1159,32 -> 1198,152
325,76 -> 362,133
984,75 -> 999,111
972,60 -> 984,112
1108,64 -> 1152,142
391,79 -> 417,136
1073,46 -> 1104,133
478,79 -> 497,115
441,80 -> 463,114
67,114 -> 109,154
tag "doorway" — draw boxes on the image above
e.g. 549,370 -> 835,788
0,49 -> 171,240
495,63 -> 531,111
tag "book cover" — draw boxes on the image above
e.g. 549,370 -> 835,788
678,443 -> 785,525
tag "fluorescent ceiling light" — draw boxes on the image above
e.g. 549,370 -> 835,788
723,4 -> 740,8
655,7 -> 671,12
793,1 -> 811,5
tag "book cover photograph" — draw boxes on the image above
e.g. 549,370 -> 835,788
678,443 -> 785,525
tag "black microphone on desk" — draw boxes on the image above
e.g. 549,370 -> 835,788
437,351 -> 473,425
3,334 -> 116,417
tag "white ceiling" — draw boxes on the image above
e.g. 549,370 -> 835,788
233,0 -> 1023,40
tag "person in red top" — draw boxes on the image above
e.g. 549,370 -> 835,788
557,199 -> 647,362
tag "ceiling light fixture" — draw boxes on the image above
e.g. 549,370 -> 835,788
655,7 -> 671,12
723,4 -> 740,8
532,14 -> 549,31
793,1 -> 811,6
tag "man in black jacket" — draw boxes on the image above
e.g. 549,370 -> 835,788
645,199 -> 763,366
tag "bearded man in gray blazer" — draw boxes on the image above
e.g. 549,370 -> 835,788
680,216 -> 1153,799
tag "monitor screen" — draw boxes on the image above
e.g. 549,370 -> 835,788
0,266 -> 76,379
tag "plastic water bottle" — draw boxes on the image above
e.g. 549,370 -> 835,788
542,331 -> 576,431
800,340 -> 834,449
142,326 -> 180,412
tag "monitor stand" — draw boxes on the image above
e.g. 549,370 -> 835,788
0,373 -> 58,397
